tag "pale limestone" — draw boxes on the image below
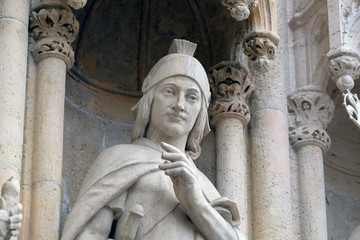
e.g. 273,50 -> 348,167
29,57 -> 66,240
0,19 -> 28,172
208,61 -> 254,238
30,182 -> 61,240
0,0 -> 30,26
297,145 -> 327,240
62,39 -> 246,240
288,88 -> 334,240
250,110 -> 293,239
214,117 -> 249,237
0,177 -> 22,240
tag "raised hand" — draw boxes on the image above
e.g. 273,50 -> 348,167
159,142 -> 205,209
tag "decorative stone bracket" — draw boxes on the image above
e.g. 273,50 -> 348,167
67,0 -> 87,10
327,50 -> 360,129
328,51 -> 360,92
221,0 -> 255,21
243,31 -> 279,73
288,88 -> 335,152
208,61 -> 254,127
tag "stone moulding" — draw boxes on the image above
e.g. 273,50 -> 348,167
31,38 -> 75,69
221,0 -> 255,21
30,8 -> 79,43
288,88 -> 335,152
208,61 -> 254,126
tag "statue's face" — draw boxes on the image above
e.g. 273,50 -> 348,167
149,76 -> 202,138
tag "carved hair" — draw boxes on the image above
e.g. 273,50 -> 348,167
131,84 -> 208,160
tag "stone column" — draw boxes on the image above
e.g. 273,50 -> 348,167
288,88 -> 335,240
28,4 -> 79,239
208,61 -> 254,238
0,0 -> 29,187
244,1 -> 294,239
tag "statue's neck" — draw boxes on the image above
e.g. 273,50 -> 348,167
145,125 -> 188,153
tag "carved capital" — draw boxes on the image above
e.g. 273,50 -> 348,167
328,53 -> 360,92
31,38 -> 75,69
209,61 -> 254,126
243,32 -> 279,72
30,8 -> 79,43
68,0 -> 87,10
288,89 -> 335,151
221,0 -> 255,21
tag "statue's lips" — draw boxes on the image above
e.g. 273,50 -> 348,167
167,113 -> 186,121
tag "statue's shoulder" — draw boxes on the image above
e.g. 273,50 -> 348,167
96,142 -> 158,162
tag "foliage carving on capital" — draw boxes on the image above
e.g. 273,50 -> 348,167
209,61 -> 254,126
32,38 -> 75,69
328,54 -> 360,92
30,8 -> 79,43
221,0 -> 255,21
243,36 -> 277,72
288,89 -> 335,151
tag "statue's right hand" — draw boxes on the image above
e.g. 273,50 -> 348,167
9,204 -> 22,237
0,209 -> 10,238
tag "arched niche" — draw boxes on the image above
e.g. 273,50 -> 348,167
69,0 -> 241,96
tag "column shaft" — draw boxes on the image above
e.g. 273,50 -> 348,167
0,0 -> 29,185
209,61 -> 254,238
251,108 -> 293,239
287,88 -> 334,240
215,116 -> 249,236
296,144 -> 327,240
29,57 -> 66,239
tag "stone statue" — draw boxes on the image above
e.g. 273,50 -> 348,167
0,177 -> 22,240
62,39 -> 245,240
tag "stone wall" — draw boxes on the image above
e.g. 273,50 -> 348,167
326,190 -> 360,240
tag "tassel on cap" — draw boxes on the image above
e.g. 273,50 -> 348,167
168,39 -> 197,56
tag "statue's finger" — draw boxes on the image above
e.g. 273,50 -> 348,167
10,214 -> 22,223
160,142 -> 181,153
10,222 -> 21,230
10,229 -> 19,236
9,204 -> 22,215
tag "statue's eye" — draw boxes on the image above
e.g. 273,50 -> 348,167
162,88 -> 175,96
187,94 -> 199,102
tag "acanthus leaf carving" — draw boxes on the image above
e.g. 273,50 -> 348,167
288,88 -> 335,151
31,38 -> 75,69
30,8 -> 79,43
209,61 -> 254,126
221,0 -> 255,21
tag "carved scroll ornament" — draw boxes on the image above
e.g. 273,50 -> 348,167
209,61 -> 254,126
343,89 -> 360,128
288,89 -> 335,151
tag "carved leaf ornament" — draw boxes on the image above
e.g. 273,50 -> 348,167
30,8 -> 79,43
343,89 -> 360,128
208,62 -> 254,125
